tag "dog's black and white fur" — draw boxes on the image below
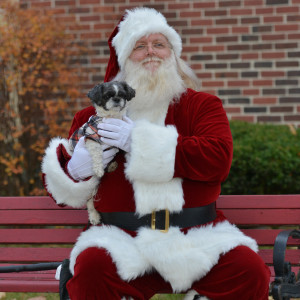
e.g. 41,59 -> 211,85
86,81 -> 135,175
80,81 -> 135,225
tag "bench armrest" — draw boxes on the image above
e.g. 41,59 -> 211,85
271,229 -> 300,300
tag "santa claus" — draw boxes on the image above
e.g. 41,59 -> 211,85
42,7 -> 270,300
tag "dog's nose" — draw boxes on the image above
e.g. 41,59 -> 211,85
113,97 -> 120,103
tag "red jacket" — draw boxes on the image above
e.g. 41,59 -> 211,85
41,89 -> 258,292
65,89 -> 232,213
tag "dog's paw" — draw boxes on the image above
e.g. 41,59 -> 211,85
89,211 -> 101,225
107,161 -> 118,173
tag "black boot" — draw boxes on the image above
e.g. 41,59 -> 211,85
59,259 -> 73,300
193,295 -> 209,300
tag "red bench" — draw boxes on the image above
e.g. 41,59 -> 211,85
0,195 -> 299,297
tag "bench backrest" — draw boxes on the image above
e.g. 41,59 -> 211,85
1,195 -> 299,281
0,196 -> 87,267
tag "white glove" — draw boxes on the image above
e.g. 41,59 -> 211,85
97,116 -> 134,152
67,137 -> 94,181
102,144 -> 119,169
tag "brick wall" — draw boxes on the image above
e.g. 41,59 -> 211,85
13,0 -> 300,126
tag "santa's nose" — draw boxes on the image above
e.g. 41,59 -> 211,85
146,45 -> 156,55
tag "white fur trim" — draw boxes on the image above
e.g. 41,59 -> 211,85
70,221 -> 258,293
125,120 -> 178,183
112,7 -> 182,70
55,264 -> 62,280
134,222 -> 257,292
69,225 -> 152,279
42,137 -> 99,207
131,179 -> 184,215
125,120 -> 183,214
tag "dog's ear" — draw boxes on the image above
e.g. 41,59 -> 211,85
87,84 -> 103,101
87,88 -> 94,100
122,82 -> 135,101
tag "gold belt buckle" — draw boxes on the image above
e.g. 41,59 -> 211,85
151,209 -> 169,233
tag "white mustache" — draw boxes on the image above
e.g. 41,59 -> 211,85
141,57 -> 163,64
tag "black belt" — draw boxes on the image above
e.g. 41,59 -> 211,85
99,202 -> 216,232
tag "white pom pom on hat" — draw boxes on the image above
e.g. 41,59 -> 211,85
112,7 -> 182,70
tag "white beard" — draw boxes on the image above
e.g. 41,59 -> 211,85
114,52 -> 185,125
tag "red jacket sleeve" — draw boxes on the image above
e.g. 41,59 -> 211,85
173,92 -> 233,183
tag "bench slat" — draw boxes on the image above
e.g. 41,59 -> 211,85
0,248 -> 71,263
2,209 -> 299,226
0,210 -> 88,225
4,228 -> 295,245
0,197 -> 62,210
222,209 -> 300,225
258,249 -> 300,265
241,229 -> 300,245
2,248 -> 299,265
2,195 -> 299,210
0,229 -> 82,244
218,194 -> 300,208
0,279 -> 58,293
269,266 -> 299,278
1,271 -> 56,279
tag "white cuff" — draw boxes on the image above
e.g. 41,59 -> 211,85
55,264 -> 62,280
42,137 -> 99,208
125,120 -> 178,183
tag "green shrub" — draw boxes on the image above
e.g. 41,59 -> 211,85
221,121 -> 300,195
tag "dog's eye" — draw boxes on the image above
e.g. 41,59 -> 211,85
104,93 -> 113,100
118,92 -> 126,99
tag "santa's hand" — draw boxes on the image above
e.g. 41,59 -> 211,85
67,137 -> 94,181
102,144 -> 119,169
97,116 -> 134,152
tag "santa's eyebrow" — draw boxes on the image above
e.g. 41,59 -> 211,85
152,39 -> 172,48
134,39 -> 172,49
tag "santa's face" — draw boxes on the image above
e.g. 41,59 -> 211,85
129,33 -> 172,73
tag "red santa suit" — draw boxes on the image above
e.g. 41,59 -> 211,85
42,7 -> 270,300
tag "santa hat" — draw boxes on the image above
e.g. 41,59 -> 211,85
104,7 -> 182,82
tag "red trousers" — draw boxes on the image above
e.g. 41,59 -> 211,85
67,245 -> 270,300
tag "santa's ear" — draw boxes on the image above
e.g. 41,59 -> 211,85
122,82 -> 135,101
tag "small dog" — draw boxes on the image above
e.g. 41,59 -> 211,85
69,81 -> 135,225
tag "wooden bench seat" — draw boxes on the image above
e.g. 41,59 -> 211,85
0,195 -> 299,295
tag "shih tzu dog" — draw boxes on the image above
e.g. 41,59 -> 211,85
69,81 -> 135,225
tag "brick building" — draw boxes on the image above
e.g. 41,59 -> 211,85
11,0 -> 300,126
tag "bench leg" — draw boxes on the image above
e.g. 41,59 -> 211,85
59,259 -> 73,300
